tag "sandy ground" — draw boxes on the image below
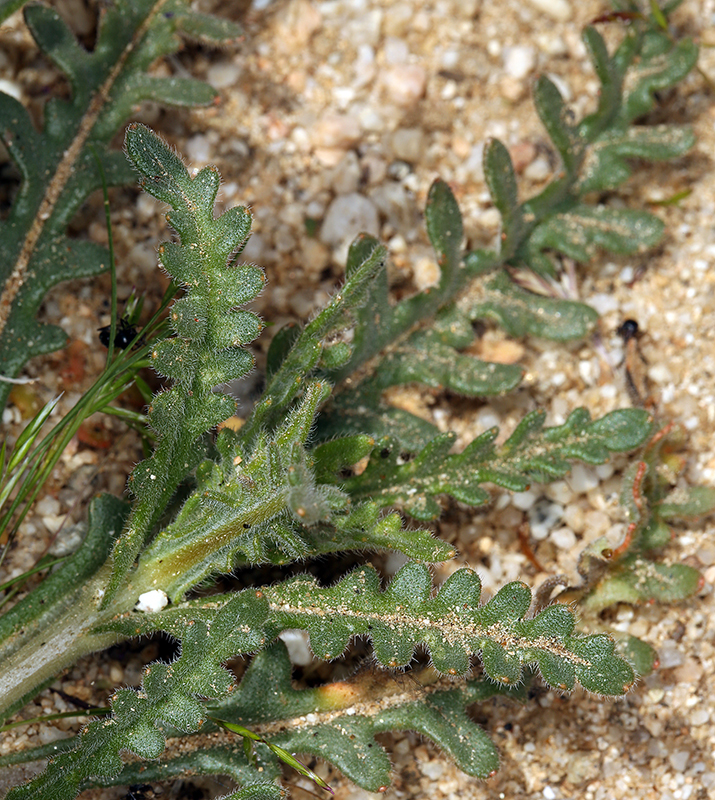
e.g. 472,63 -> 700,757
1,0 -> 715,798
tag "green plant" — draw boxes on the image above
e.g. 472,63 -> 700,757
0,0 -> 241,569
0,5 -> 709,799
0,0 -> 242,412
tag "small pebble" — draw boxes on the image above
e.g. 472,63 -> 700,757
479,339 -> 525,365
550,526 -> 576,549
544,480 -> 573,505
503,46 -> 536,81
109,663 -> 124,684
279,630 -> 313,665
563,503 -> 585,533
512,489 -> 537,511
583,509 -> 610,536
301,238 -> 330,276
696,543 -> 715,565
565,752 -> 599,784
390,128 -> 425,163
478,207 -> 501,229
383,36 -> 409,64
393,738 -> 411,755
420,760 -> 445,780
674,658 -> 703,684
570,464 -> 599,494
361,152 -> 387,184
588,293 -> 620,315
320,193 -> 380,247
353,43 -> 376,87
381,64 -> 427,107
311,114 -> 362,150
658,640 -> 685,669
537,35 -> 568,57
595,463 -> 615,480
36,496 -> 60,517
524,156 -> 551,182
476,408 -> 501,430
0,78 -> 22,101
526,0 -> 572,22
42,514 -> 64,534
185,134 -> 211,164
509,141 -> 537,173
668,750 -> 690,773
383,3 -> 412,36
388,233 -> 407,253
499,76 -> 527,102
135,589 -> 169,614
649,364 -> 673,384
242,232 -> 267,263
412,256 -> 440,291
39,726 -> 71,745
605,523 -> 625,546
207,60 -> 240,89
690,708 -> 710,726
48,523 -> 85,557
330,151 -> 360,194
275,0 -> 322,52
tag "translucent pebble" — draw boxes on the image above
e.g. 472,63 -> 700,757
550,527 -> 576,550
503,46 -> 536,81
563,503 -> 585,533
526,0 -> 573,22
381,64 -> 427,107
545,480 -> 574,505
390,128 -> 425,163
658,640 -> 684,669
570,463 -> 599,494
207,61 -> 240,88
690,708 -> 709,726
668,750 -> 690,773
311,114 -> 362,149
512,489 -> 537,511
320,194 -> 379,247
524,156 -> 551,181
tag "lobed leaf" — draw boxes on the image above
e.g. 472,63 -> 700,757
459,270 -> 599,341
483,139 -> 522,256
104,125 -> 265,604
262,561 -> 635,694
578,125 -> 695,194
336,408 -> 652,520
0,1 -> 242,411
6,591 -> 269,800
527,205 -> 664,266
240,240 -> 388,445
465,21 -> 695,345
216,642 -> 505,787
656,486 -> 715,521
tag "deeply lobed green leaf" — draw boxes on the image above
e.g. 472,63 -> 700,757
261,561 -> 635,694
0,1 -> 242,411
104,125 -> 265,604
334,408 -> 652,520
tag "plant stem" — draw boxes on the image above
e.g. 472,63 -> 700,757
0,565 -> 137,719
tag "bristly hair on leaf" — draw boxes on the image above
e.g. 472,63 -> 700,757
0,7 -> 703,800
0,0 -> 244,412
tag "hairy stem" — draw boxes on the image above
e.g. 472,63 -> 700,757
0,566 -> 134,719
